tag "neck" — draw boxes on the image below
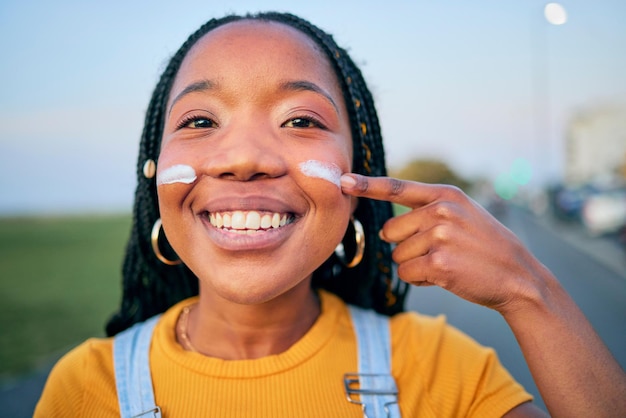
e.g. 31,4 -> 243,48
186,282 -> 321,360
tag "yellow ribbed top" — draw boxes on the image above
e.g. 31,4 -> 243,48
35,291 -> 531,417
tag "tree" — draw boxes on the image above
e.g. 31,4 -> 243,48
391,158 -> 470,191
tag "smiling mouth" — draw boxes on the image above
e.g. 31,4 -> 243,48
207,210 -> 295,234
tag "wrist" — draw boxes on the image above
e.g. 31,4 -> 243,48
496,259 -> 564,322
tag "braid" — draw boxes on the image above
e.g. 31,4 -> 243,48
106,12 -> 408,336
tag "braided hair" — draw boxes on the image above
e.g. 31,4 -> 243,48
105,12 -> 409,336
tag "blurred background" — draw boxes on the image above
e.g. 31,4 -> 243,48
1,0 -> 625,415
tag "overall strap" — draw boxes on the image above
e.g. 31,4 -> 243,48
345,305 -> 401,418
113,315 -> 162,418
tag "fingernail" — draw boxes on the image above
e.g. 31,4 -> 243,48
340,174 -> 356,189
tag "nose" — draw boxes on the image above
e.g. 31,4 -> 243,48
200,118 -> 287,182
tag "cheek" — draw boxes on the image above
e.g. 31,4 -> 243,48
296,165 -> 351,220
297,135 -> 352,176
156,164 -> 197,186
157,142 -> 198,177
155,146 -> 200,217
156,185 -> 191,248
298,160 -> 342,188
293,148 -> 351,214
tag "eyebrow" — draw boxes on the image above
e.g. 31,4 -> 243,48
167,79 -> 339,115
168,79 -> 215,115
279,80 -> 339,113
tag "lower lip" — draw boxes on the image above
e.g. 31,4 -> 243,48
200,216 -> 297,251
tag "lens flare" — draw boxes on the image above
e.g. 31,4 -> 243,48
510,158 -> 533,185
494,173 -> 518,200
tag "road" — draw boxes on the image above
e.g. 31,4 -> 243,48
2,205 -> 625,415
407,205 -> 626,412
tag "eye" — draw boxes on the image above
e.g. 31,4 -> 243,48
176,115 -> 218,130
282,116 -> 327,130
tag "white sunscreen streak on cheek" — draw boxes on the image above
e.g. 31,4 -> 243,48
298,160 -> 342,188
156,164 -> 197,186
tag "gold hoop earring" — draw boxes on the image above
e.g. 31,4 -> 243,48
151,218 -> 182,265
334,217 -> 365,268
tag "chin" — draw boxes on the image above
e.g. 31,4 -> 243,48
192,256 -> 320,305
219,287 -> 278,305
202,274 -> 311,307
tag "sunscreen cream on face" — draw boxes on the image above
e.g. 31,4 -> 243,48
157,164 -> 197,185
298,160 -> 342,188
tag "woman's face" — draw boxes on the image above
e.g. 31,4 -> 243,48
157,20 -> 353,305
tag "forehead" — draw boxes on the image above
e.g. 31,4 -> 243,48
196,19 -> 326,58
172,20 -> 339,93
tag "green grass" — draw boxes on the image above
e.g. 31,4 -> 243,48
0,214 -> 130,380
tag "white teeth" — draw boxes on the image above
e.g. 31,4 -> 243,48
245,211 -> 261,229
208,210 -> 291,231
260,214 -> 272,229
231,211 -> 246,230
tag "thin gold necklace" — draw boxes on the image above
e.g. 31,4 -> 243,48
178,304 -> 198,353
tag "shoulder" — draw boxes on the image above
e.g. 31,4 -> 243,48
389,311 -> 501,383
389,310 -> 447,339
390,310 -> 484,360
44,337 -> 115,388
34,338 -> 118,417
389,311 -> 532,417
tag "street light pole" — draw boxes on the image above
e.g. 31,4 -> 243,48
531,3 -> 567,187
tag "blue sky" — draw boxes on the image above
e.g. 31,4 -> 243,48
1,0 -> 625,214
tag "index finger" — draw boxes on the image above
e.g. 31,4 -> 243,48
340,173 -> 439,208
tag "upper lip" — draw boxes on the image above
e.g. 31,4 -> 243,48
195,194 -> 305,217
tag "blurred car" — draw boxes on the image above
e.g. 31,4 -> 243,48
581,188 -> 626,236
551,184 -> 597,221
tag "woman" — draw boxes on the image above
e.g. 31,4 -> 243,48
35,12 -> 625,417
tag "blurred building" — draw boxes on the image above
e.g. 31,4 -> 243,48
564,104 -> 626,185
